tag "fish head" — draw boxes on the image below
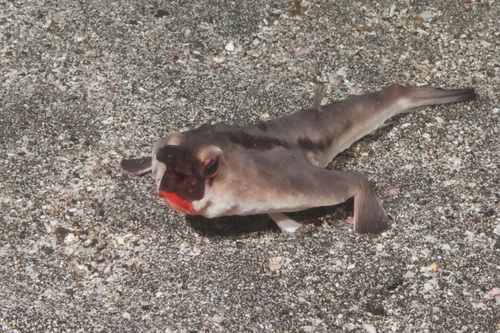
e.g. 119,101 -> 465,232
152,134 -> 223,215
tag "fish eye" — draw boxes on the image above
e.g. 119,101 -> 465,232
201,158 -> 219,178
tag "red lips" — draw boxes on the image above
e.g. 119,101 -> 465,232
158,190 -> 196,215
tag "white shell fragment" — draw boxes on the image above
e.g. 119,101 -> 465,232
269,256 -> 286,271
225,42 -> 235,52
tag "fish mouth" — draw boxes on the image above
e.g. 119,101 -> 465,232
158,190 -> 196,215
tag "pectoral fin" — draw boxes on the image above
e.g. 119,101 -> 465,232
299,169 -> 389,234
244,150 -> 390,234
351,184 -> 390,233
120,157 -> 153,175
257,155 -> 389,234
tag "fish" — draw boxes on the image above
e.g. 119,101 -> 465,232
121,84 -> 476,233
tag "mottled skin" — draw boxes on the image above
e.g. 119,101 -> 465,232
121,84 -> 475,233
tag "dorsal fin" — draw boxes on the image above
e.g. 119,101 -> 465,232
313,85 -> 327,110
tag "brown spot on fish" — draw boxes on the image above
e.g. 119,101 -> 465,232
256,121 -> 268,131
228,131 -> 291,150
298,137 -> 333,152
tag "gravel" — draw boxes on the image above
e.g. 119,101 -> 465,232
1,0 -> 499,332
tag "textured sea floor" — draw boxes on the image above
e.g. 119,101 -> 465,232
1,0 -> 499,332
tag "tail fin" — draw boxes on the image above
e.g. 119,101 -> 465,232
404,86 -> 476,110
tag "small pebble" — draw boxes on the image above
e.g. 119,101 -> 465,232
420,11 -> 436,20
387,188 -> 400,195
442,179 -> 457,187
225,42 -> 235,52
404,271 -> 415,279
344,323 -> 357,331
493,223 -> 500,236
213,56 -> 225,63
409,300 -> 420,309
362,323 -> 377,333
64,233 -> 76,244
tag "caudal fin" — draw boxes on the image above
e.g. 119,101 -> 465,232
405,86 -> 476,110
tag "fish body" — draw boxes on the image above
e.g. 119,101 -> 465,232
121,84 -> 475,233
